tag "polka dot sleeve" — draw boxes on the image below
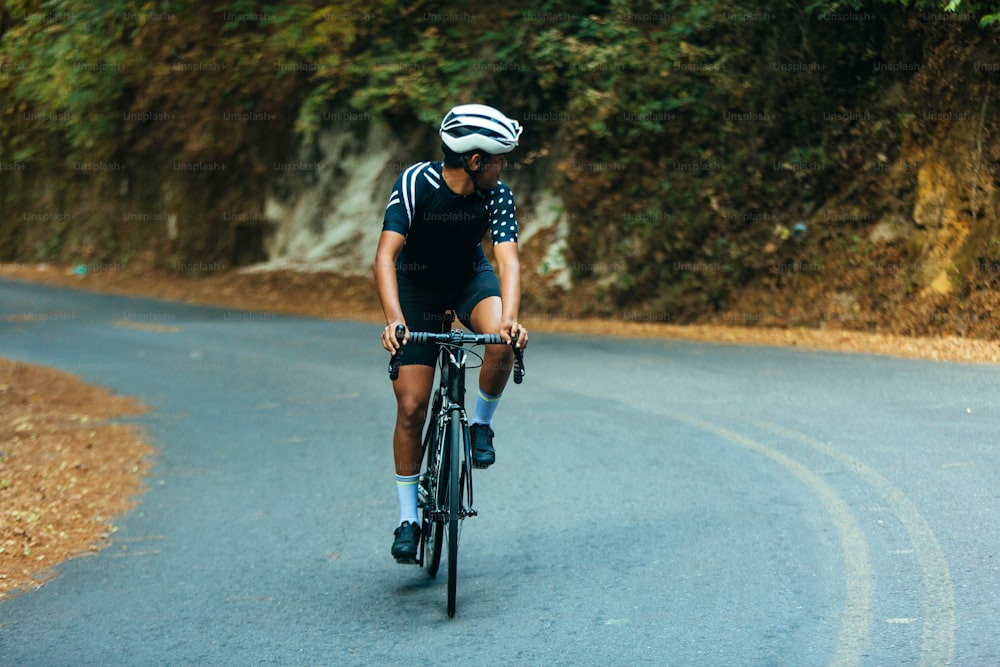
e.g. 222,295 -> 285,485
487,182 -> 518,245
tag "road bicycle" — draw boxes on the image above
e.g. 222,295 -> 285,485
388,324 -> 524,617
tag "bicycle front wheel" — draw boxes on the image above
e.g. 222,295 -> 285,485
446,411 -> 462,617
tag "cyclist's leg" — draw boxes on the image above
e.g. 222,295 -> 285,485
456,266 -> 513,468
390,364 -> 433,561
393,270 -> 450,478
391,273 -> 450,558
455,264 -> 514,397
468,295 -> 514,397
392,364 -> 435,478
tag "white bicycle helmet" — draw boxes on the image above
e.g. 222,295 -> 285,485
439,104 -> 522,155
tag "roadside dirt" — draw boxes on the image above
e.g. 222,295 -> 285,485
0,359 -> 154,600
1,260 -> 997,599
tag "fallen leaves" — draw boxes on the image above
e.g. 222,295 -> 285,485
0,361 -> 156,599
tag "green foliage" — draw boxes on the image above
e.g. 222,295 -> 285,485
4,0 -> 993,168
828,0 -> 1000,25
2,1 -> 136,162
2,0 -> 1000,301
944,0 -> 1000,25
0,0 -> 312,164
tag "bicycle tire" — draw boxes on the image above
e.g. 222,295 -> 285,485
423,408 -> 445,578
427,442 -> 446,578
446,410 -> 461,617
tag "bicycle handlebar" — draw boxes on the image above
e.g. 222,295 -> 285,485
409,330 -> 505,345
388,325 -> 525,384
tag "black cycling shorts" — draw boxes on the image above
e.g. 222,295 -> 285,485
396,266 -> 501,367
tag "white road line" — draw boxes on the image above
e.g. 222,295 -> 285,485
755,421 -> 955,667
668,412 -> 874,667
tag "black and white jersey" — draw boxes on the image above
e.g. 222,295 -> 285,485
382,161 -> 518,289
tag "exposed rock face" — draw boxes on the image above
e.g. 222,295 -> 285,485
250,121 -> 572,291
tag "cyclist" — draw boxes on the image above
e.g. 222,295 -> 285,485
375,104 -> 529,562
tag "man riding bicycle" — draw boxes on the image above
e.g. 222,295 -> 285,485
375,104 -> 530,563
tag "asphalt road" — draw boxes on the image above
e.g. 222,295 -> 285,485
1,278 -> 999,666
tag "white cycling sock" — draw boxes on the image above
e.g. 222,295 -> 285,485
395,473 -> 420,525
470,388 -> 502,426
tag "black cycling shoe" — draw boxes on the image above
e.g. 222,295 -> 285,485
391,521 -> 420,563
470,423 -> 496,469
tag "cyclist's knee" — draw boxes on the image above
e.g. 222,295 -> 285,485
486,342 -> 513,360
392,364 -> 434,430
396,393 -> 428,431
482,343 -> 514,372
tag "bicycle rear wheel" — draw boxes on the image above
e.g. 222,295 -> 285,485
446,411 -> 462,617
422,411 -> 445,578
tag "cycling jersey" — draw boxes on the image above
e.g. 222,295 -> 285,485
382,161 -> 518,289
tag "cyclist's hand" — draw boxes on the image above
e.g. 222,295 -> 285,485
382,321 -> 408,353
500,320 -> 528,349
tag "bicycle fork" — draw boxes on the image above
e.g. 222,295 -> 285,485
444,345 -> 476,520
422,345 -> 476,522
454,408 -> 476,519
422,408 -> 476,519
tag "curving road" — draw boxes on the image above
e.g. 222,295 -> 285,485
1,278 -> 999,666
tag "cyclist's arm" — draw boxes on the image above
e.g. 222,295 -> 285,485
493,241 -> 527,347
374,230 -> 408,351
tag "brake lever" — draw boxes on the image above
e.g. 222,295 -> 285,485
388,324 -> 406,381
511,330 -> 525,385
